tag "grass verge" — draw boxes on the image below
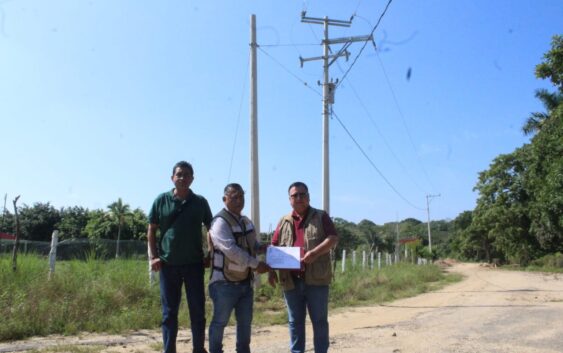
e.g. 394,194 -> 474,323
1,254 -> 460,342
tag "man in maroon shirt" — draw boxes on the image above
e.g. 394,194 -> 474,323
268,181 -> 338,353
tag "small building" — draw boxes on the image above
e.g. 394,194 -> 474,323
0,232 -> 15,240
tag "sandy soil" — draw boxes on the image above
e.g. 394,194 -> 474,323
2,263 -> 562,353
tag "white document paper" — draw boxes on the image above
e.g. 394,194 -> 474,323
266,246 -> 301,269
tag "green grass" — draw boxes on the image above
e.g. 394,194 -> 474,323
330,262 -> 460,307
1,254 -> 162,341
1,254 -> 459,342
501,253 -> 563,273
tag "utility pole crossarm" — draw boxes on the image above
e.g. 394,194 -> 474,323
301,13 -> 352,27
325,35 -> 373,45
300,52 -> 349,67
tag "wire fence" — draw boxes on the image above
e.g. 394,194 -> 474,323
0,238 -> 147,260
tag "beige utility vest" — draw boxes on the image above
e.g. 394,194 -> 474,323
277,207 -> 332,290
211,209 -> 257,282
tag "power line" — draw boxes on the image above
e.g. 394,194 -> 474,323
257,46 -> 322,96
331,109 -> 425,211
353,0 -> 363,15
338,71 -> 429,194
374,50 -> 436,192
336,0 -> 393,88
227,55 -> 250,182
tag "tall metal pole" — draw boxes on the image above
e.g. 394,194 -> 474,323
250,14 -> 260,234
426,194 -> 440,253
321,17 -> 330,214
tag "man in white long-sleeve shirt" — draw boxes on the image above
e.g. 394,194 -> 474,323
208,183 -> 269,353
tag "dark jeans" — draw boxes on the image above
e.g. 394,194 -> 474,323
208,280 -> 254,353
160,262 -> 206,353
283,276 -> 329,353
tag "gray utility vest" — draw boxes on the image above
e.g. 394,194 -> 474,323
276,207 -> 332,290
210,209 -> 257,282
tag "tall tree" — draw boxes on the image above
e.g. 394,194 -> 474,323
107,198 -> 131,258
525,34 -> 563,253
522,89 -> 562,135
535,35 -> 563,91
18,202 -> 61,241
57,206 -> 89,239
332,217 -> 361,258
357,219 -> 382,253
472,148 -> 538,263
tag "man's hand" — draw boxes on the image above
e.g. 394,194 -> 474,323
255,261 -> 270,274
302,249 -> 319,264
150,257 -> 162,272
268,270 -> 278,287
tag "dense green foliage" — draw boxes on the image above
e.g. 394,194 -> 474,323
0,200 -> 147,242
0,254 -> 456,342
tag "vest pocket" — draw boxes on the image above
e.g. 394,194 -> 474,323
308,255 -> 331,282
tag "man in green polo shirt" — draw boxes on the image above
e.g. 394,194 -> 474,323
147,161 -> 213,353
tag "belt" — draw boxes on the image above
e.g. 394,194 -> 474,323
229,278 -> 251,286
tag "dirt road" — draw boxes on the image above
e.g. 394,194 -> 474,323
2,263 -> 562,353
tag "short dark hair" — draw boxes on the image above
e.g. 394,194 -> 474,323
288,181 -> 308,194
172,161 -> 194,176
224,183 -> 244,195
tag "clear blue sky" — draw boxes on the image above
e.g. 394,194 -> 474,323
1,0 -> 562,232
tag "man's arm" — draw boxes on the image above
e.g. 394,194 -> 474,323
209,217 -> 260,269
302,235 -> 338,264
147,223 -> 162,272
203,199 -> 213,230
302,213 -> 339,264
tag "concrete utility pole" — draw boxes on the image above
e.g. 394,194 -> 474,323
300,12 -> 372,214
395,214 -> 400,261
426,194 -> 441,253
250,14 -> 260,234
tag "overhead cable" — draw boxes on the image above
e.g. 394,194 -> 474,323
336,0 -> 393,88
374,51 -> 436,192
257,46 -> 322,96
227,56 -> 250,182
332,109 -> 425,211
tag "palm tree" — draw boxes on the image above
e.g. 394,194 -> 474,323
108,198 -> 131,258
523,89 -> 563,135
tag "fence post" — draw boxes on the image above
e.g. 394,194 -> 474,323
362,251 -> 366,270
48,230 -> 59,280
341,249 -> 346,273
352,250 -> 356,268
378,252 -> 381,270
370,251 -> 374,270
